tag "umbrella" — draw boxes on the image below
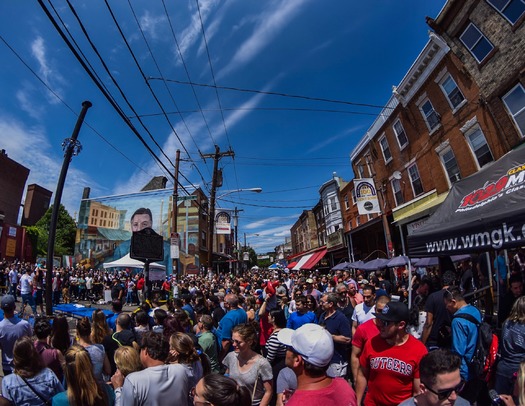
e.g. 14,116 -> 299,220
414,257 -> 439,267
386,255 -> 412,268
332,261 -> 352,271
268,263 -> 282,270
360,258 -> 390,271
348,260 -> 365,269
415,254 -> 472,268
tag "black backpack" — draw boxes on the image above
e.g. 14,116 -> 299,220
453,312 -> 494,379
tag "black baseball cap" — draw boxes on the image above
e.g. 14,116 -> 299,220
374,301 -> 409,323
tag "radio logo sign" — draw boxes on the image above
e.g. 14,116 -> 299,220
354,178 -> 380,215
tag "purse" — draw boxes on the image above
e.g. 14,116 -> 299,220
20,376 -> 52,406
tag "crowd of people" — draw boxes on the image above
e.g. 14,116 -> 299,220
0,249 -> 523,405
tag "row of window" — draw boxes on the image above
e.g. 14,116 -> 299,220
90,209 -> 117,219
89,218 -> 116,228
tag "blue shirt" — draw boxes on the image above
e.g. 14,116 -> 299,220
286,311 -> 318,330
216,308 -> 248,343
451,304 -> 481,380
319,310 -> 351,363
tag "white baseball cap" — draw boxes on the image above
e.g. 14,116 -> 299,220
277,323 -> 333,367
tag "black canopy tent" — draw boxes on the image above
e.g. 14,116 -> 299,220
408,144 -> 525,257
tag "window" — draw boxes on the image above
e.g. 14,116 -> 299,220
357,164 -> 365,178
393,119 -> 408,149
502,83 -> 525,137
487,0 -> 525,24
391,178 -> 404,206
351,188 -> 357,205
379,135 -> 392,163
460,23 -> 494,63
440,148 -> 461,184
420,99 -> 440,132
440,75 -> 465,110
330,197 -> 337,211
344,194 -> 349,210
408,164 -> 424,196
466,128 -> 494,168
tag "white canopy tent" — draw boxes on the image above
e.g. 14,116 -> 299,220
103,253 -> 166,270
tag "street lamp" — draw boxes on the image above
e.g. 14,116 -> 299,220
217,188 -> 262,201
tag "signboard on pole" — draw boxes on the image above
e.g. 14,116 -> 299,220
354,178 -> 380,215
215,211 -> 232,235
170,232 -> 180,259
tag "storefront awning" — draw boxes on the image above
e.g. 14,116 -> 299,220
302,248 -> 327,270
292,253 -> 314,271
392,190 -> 448,225
286,261 -> 298,269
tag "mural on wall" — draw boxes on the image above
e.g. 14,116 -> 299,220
74,189 -> 202,274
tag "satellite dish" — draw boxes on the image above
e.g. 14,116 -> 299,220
393,171 -> 402,180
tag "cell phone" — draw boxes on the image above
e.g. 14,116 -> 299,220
488,389 -> 502,405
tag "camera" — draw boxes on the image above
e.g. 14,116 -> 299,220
489,389 -> 502,405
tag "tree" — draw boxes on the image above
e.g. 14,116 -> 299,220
34,204 -> 77,257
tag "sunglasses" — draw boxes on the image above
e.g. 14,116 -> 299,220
423,380 -> 465,400
377,318 -> 396,327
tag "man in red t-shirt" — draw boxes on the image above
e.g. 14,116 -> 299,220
136,274 -> 145,304
350,295 -> 390,382
277,323 -> 357,406
356,301 -> 428,405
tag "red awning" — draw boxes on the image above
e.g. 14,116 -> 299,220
286,261 -> 298,269
301,248 -> 327,270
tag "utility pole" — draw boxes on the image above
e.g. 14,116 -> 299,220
46,101 -> 92,316
171,150 -> 181,276
201,145 -> 234,275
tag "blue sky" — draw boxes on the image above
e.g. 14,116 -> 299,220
0,0 -> 445,254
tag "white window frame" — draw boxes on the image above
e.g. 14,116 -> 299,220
486,0 -> 525,25
464,126 -> 494,169
391,178 -> 404,206
419,99 -> 441,133
408,163 -> 424,197
439,74 -> 466,112
378,134 -> 393,164
502,83 -> 525,137
392,119 -> 408,150
439,147 -> 462,187
459,22 -> 495,63
351,188 -> 357,205
344,194 -> 349,210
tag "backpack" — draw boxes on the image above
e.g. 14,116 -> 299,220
453,312 -> 498,382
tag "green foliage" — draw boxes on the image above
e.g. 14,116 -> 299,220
34,204 -> 77,256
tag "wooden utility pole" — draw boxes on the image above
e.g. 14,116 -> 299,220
171,150 -> 181,276
201,146 -> 234,275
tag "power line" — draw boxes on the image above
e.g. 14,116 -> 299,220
147,77 -> 393,110
129,106 -> 381,119
39,0 -> 179,185
0,33 -> 152,177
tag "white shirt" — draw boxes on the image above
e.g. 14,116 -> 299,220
20,273 -> 34,295
351,303 -> 376,325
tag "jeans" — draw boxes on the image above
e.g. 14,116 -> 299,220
21,292 -> 37,314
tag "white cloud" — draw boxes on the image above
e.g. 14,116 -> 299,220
217,0 -> 312,80
139,11 -> 167,41
30,36 -> 66,105
306,125 -> 363,154
177,0 -> 222,61
0,115 -> 101,218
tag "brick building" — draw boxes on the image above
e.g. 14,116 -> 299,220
21,184 -> 52,226
427,0 -> 525,148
